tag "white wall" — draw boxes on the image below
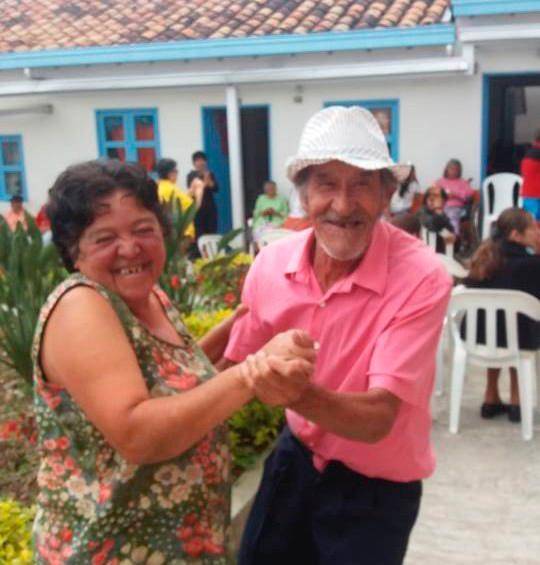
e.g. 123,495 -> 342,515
0,42 -> 538,218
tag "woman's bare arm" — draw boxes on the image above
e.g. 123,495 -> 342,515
42,287 -> 253,464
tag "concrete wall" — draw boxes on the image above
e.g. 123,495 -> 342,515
0,44 -> 538,217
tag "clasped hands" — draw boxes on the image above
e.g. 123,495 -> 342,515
239,330 -> 317,407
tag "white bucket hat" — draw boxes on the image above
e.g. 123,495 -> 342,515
286,106 -> 411,183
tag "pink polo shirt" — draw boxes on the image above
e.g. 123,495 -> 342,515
225,221 -> 452,482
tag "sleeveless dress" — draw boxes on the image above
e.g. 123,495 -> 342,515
32,273 -> 231,564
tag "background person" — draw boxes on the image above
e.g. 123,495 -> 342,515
417,186 -> 457,254
464,207 -> 540,423
4,194 -> 30,231
388,164 -> 422,215
156,157 -> 198,241
520,128 -> 540,221
252,180 -> 289,244
187,151 -> 219,236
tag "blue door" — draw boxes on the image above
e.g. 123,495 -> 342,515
202,105 -> 270,233
202,108 -> 232,233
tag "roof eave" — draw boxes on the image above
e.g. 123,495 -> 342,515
452,0 -> 540,17
0,24 -> 455,71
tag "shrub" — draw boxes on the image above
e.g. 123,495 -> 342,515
0,218 -> 66,389
0,499 -> 34,564
183,309 -> 234,339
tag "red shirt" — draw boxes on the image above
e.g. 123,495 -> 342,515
225,222 -> 452,481
521,141 -> 540,198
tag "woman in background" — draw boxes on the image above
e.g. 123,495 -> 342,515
388,165 -> 422,216
464,208 -> 540,423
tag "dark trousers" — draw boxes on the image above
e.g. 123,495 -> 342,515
239,427 -> 422,565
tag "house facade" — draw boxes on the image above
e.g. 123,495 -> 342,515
0,0 -> 539,232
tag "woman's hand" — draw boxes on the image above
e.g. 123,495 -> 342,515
240,350 -> 314,407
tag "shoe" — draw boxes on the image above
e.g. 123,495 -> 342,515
480,402 -> 508,419
508,405 -> 521,423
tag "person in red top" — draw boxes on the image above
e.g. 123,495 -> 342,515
520,128 -> 540,220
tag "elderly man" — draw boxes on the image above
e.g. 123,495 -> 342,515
225,106 -> 452,565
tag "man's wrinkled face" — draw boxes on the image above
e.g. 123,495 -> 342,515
300,160 -> 390,262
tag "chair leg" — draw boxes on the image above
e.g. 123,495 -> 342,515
517,359 -> 534,441
434,334 -> 445,397
449,348 -> 467,434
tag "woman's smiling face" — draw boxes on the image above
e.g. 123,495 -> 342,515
74,189 -> 166,307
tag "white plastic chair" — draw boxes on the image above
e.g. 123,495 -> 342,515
435,254 -> 469,279
481,173 -> 522,240
448,288 -> 540,441
197,234 -> 221,259
258,228 -> 294,247
421,226 -> 454,257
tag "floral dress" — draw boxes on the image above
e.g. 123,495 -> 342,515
32,273 -> 231,564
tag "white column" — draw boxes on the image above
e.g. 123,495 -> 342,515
225,85 -> 245,240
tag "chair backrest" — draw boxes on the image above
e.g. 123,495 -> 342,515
449,287 -> 540,357
481,173 -> 522,217
420,226 -> 454,257
435,254 -> 469,279
258,228 -> 294,247
197,234 -> 221,259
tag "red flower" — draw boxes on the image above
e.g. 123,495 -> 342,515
177,526 -> 193,541
56,436 -> 70,450
183,513 -> 198,526
184,537 -> 204,557
170,275 -> 181,289
223,292 -> 236,306
99,483 -> 113,504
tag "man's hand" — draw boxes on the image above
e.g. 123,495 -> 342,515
261,330 -> 317,363
240,351 -> 314,406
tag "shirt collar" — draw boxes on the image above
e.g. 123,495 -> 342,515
284,221 -> 389,296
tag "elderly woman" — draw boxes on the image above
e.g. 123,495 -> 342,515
32,160 -> 315,563
252,180 -> 289,245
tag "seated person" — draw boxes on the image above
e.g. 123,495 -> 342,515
417,186 -> 457,253
434,159 -> 479,253
463,207 -> 540,423
389,212 -> 421,238
252,180 -> 289,243
388,165 -> 422,215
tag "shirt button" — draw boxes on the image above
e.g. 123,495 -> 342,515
319,300 -> 326,308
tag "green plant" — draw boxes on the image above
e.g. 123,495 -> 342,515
193,251 -> 252,311
183,309 -> 234,339
229,400 -> 284,474
0,499 -> 35,564
0,217 -> 66,388
160,197 -> 251,314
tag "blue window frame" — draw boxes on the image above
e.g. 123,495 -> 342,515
0,135 -> 27,201
96,109 -> 161,174
324,99 -> 400,161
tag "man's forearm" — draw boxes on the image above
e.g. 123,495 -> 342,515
290,386 -> 400,444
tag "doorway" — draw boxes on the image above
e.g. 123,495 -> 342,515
483,74 -> 540,179
202,105 -> 270,233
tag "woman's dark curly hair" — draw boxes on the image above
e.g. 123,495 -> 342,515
47,159 -> 170,272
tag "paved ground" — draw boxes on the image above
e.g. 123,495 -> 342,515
231,365 -> 540,564
406,365 -> 540,565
